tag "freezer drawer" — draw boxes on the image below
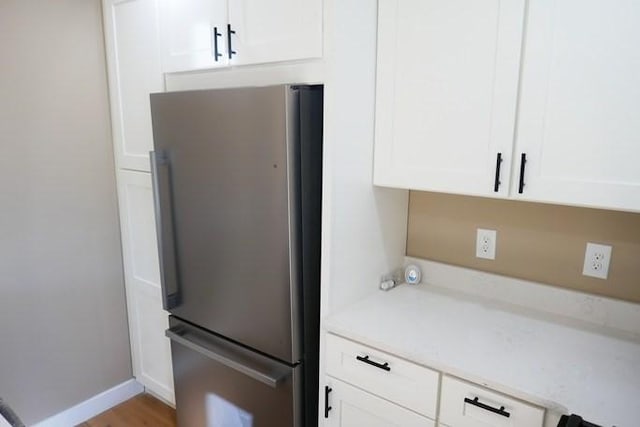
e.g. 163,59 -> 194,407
167,317 -> 302,427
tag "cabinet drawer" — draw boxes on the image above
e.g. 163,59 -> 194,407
326,378 -> 435,427
326,334 -> 439,419
440,376 -> 544,427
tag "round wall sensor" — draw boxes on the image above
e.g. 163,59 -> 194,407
404,264 -> 421,285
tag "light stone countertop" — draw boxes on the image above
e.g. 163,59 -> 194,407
324,283 -> 640,427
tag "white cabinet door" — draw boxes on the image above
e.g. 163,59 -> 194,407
117,170 -> 174,404
324,378 -> 435,427
103,0 -> 164,172
227,0 -> 322,66
158,0 -> 321,73
514,0 -> 640,212
158,0 -> 228,72
374,0 -> 524,197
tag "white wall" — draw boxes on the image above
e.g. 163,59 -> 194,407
0,1 -> 131,424
321,0 -> 408,314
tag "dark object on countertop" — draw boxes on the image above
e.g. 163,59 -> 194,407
557,414 -> 602,427
0,397 -> 25,427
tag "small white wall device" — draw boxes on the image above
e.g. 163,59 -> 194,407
404,264 -> 422,285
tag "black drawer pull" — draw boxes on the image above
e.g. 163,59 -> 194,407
518,153 -> 527,194
464,397 -> 511,418
211,26 -> 222,61
227,24 -> 237,59
493,152 -> 503,192
356,355 -> 391,372
324,386 -> 332,418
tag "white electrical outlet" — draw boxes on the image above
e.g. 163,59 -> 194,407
476,229 -> 497,260
582,242 -> 612,279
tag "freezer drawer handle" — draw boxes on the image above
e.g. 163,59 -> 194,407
464,397 -> 511,418
324,386 -> 332,418
356,355 -> 391,372
150,151 -> 180,310
166,327 -> 289,388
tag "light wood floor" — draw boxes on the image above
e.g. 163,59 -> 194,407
77,393 -> 176,427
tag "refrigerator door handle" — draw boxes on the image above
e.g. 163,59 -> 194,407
150,150 -> 180,310
166,327 -> 291,388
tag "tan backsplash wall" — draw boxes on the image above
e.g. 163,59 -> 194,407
407,192 -> 640,303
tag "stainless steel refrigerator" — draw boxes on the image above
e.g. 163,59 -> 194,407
149,85 -> 323,427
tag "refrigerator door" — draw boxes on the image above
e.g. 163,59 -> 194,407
150,85 -> 302,363
167,317 -> 301,427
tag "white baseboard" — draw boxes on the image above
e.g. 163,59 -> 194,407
138,375 -> 175,408
32,379 -> 143,427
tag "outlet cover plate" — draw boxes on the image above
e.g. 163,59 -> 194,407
582,242 -> 612,279
476,229 -> 497,260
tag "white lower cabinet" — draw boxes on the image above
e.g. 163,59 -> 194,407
325,378 -> 435,427
324,334 -> 438,426
440,376 -> 544,427
323,334 -> 545,427
117,170 -> 174,403
326,334 -> 439,418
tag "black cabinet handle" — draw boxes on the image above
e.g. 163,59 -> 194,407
356,355 -> 391,372
518,153 -> 527,194
212,27 -> 222,61
464,397 -> 511,418
493,152 -> 503,192
227,24 -> 237,59
324,386 -> 332,418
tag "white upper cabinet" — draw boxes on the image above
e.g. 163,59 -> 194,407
103,0 -> 164,172
158,0 -> 322,73
374,0 -> 525,197
374,0 -> 640,212
228,0 -> 322,66
513,0 -> 640,212
159,0 -> 229,72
